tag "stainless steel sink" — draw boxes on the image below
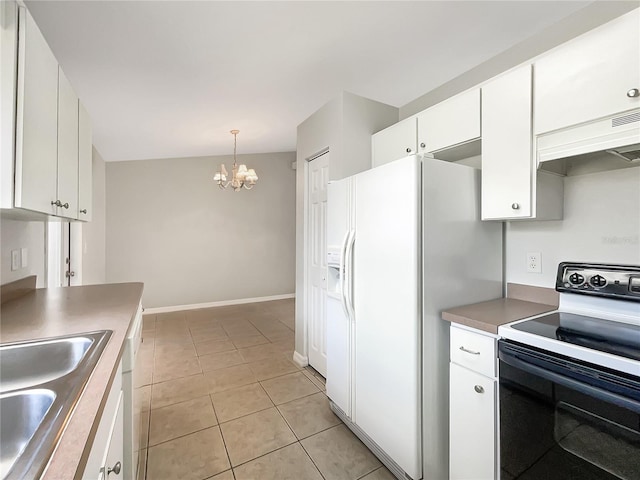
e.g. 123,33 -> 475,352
0,336 -> 94,393
0,330 -> 112,480
0,389 -> 56,478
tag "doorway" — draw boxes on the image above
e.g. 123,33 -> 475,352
46,220 -> 82,287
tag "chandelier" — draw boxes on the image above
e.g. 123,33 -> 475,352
214,129 -> 258,191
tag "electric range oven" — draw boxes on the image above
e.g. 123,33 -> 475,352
498,263 -> 640,480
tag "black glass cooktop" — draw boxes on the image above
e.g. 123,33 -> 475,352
512,312 -> 640,362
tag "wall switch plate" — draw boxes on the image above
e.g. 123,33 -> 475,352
11,250 -> 20,271
527,252 -> 542,273
21,248 -> 28,268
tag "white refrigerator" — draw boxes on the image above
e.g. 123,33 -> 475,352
326,155 -> 503,480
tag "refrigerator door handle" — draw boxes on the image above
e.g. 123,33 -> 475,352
339,231 -> 350,317
345,229 -> 356,321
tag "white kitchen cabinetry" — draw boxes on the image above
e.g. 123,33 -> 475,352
4,4 -> 92,221
1,1 -> 19,209
417,88 -> 480,156
84,361 -> 124,480
534,9 -> 640,135
102,392 -> 124,480
371,117 -> 417,167
56,68 -> 79,219
78,102 -> 93,220
14,6 -> 58,216
449,324 -> 497,480
481,64 -> 562,221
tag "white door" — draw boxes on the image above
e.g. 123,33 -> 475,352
307,152 -> 329,376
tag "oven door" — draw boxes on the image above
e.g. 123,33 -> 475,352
498,340 -> 640,480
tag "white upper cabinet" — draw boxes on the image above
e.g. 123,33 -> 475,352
534,9 -> 640,135
372,117 -> 417,167
1,1 -> 18,209
14,7 -> 58,215
57,68 -> 79,219
8,5 -> 93,221
482,65 -> 534,219
417,88 -> 480,154
482,65 -> 563,221
78,102 -> 93,221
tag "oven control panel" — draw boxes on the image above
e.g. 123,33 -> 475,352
556,262 -> 640,301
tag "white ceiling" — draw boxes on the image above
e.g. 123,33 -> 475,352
26,1 -> 593,162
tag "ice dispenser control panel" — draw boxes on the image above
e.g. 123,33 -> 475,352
327,246 -> 342,298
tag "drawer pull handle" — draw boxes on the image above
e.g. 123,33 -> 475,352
474,385 -> 484,394
459,346 -> 480,355
107,461 -> 121,475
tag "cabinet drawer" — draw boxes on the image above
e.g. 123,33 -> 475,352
450,326 -> 496,377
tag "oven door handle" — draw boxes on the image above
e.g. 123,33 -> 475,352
501,351 -> 640,413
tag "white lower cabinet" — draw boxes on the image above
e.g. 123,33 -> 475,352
449,363 -> 496,480
102,392 -> 124,480
449,325 -> 497,480
83,361 -> 124,480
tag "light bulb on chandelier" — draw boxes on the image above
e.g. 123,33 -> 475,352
214,130 -> 258,191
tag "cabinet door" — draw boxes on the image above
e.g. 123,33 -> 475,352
417,88 -> 480,153
1,1 -> 18,208
371,117 -> 417,167
102,391 -> 124,479
482,65 -> 533,220
14,7 -> 58,215
57,67 -> 79,219
534,9 -> 640,135
78,102 -> 93,220
450,363 -> 496,480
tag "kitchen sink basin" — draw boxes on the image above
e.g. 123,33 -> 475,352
0,336 -> 94,393
0,389 -> 56,479
0,330 -> 112,480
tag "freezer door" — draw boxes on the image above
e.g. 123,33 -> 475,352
353,156 -> 422,479
326,178 -> 353,418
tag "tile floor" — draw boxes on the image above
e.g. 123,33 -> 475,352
137,298 -> 394,480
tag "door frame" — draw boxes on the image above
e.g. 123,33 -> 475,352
300,147 -> 329,371
46,220 -> 83,287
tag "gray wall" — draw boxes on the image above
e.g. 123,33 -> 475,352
81,147 -> 106,284
106,152 -> 296,308
506,167 -> 640,287
0,218 -> 46,287
400,1 -> 639,119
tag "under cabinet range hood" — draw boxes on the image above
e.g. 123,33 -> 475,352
537,109 -> 640,174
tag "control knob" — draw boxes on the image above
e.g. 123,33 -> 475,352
568,273 -> 585,285
589,275 -> 607,288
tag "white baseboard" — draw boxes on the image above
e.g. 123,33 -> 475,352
144,293 -> 295,315
292,350 -> 309,368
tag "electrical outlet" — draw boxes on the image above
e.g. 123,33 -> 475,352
527,252 -> 542,273
11,250 -> 20,271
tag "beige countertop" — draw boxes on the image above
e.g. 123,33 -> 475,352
442,297 -> 557,334
0,282 -> 144,480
